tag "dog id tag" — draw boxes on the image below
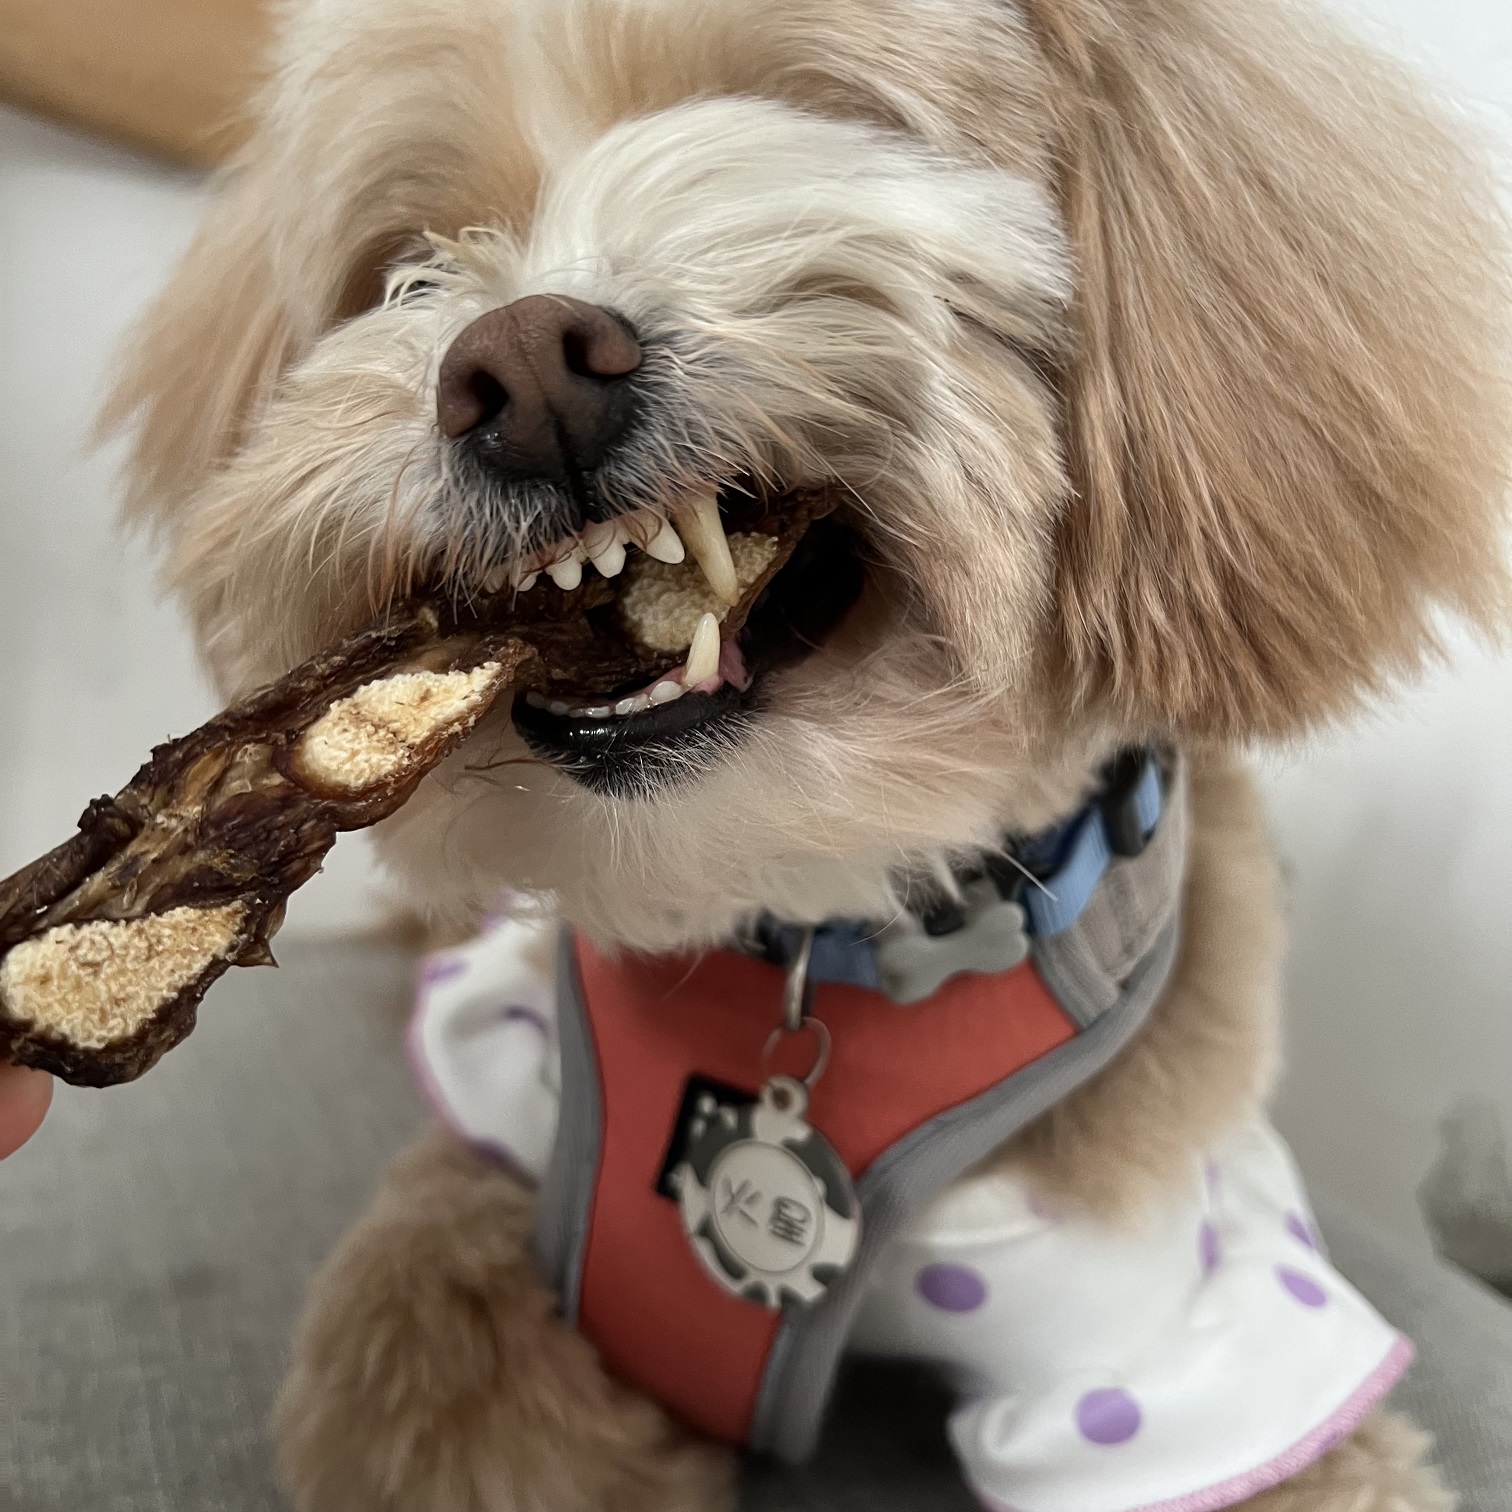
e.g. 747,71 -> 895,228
671,1075 -> 861,1308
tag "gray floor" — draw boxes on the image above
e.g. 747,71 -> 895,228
0,942 -> 427,1512
1,942 -> 1509,1512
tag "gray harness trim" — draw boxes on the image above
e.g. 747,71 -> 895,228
1033,769 -> 1189,1029
533,932 -> 602,1325
540,764 -> 1189,1462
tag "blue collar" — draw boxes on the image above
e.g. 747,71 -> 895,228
744,748 -> 1166,996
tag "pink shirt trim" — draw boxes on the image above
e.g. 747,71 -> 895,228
977,1334 -> 1415,1512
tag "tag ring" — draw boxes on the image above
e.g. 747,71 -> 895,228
783,925 -> 817,1031
762,1017 -> 832,1088
766,925 -> 828,1084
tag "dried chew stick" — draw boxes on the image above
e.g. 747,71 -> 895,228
0,605 -> 536,1088
0,491 -> 831,1089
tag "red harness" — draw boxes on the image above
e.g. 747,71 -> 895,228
570,936 -> 1078,1444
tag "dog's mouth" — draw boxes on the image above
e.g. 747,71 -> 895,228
450,483 -> 864,795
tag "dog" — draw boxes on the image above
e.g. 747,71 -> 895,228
105,0 -> 1511,1507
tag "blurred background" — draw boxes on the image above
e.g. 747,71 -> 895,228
0,0 -> 1508,1266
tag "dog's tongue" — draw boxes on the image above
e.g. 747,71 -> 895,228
719,638 -> 752,692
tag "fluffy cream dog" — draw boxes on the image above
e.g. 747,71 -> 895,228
107,0 -> 1510,1507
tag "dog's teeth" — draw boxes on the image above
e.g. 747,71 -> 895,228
583,705 -> 612,719
650,680 -> 684,705
547,554 -> 583,591
549,699 -> 570,716
482,568 -> 509,594
614,694 -> 654,717
591,539 -> 627,578
525,692 -> 548,710
582,521 -> 627,580
643,515 -> 687,565
673,492 -> 738,604
684,612 -> 722,686
517,572 -> 540,592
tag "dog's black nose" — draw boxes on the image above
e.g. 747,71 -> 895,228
437,296 -> 642,482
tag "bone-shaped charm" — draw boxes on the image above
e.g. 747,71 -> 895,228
874,880 -> 1030,1005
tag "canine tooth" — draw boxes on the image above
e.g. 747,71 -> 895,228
547,554 -> 583,591
684,612 -> 721,686
644,515 -> 687,565
675,493 -> 739,604
650,681 -> 683,705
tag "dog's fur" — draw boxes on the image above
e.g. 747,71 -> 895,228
105,0 -> 1510,1507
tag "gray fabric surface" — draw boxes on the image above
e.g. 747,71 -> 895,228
0,939 -> 1508,1510
0,941 -> 429,1512
1319,1195 -> 1512,1512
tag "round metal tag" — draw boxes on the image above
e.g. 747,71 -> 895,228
671,1077 -> 861,1308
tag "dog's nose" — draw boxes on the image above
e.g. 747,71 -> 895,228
437,296 -> 642,482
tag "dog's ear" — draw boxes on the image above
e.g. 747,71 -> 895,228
101,162 -> 293,535
99,0 -> 518,538
1025,0 -> 1512,738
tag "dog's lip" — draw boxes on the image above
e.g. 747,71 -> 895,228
514,676 -> 744,746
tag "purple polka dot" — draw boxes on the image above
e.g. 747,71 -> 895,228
1277,1265 -> 1328,1308
1076,1388 -> 1142,1446
1286,1212 -> 1319,1251
499,1004 -> 550,1035
916,1264 -> 988,1313
420,957 -> 467,989
1199,1221 -> 1222,1275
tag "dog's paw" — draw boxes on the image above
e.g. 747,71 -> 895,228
1234,1409 -> 1454,1512
274,1129 -> 734,1512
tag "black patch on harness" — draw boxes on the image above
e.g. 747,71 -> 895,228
655,1074 -> 758,1200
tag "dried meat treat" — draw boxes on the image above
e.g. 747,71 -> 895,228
0,607 -> 537,1087
0,487 -> 836,1088
618,533 -> 782,652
